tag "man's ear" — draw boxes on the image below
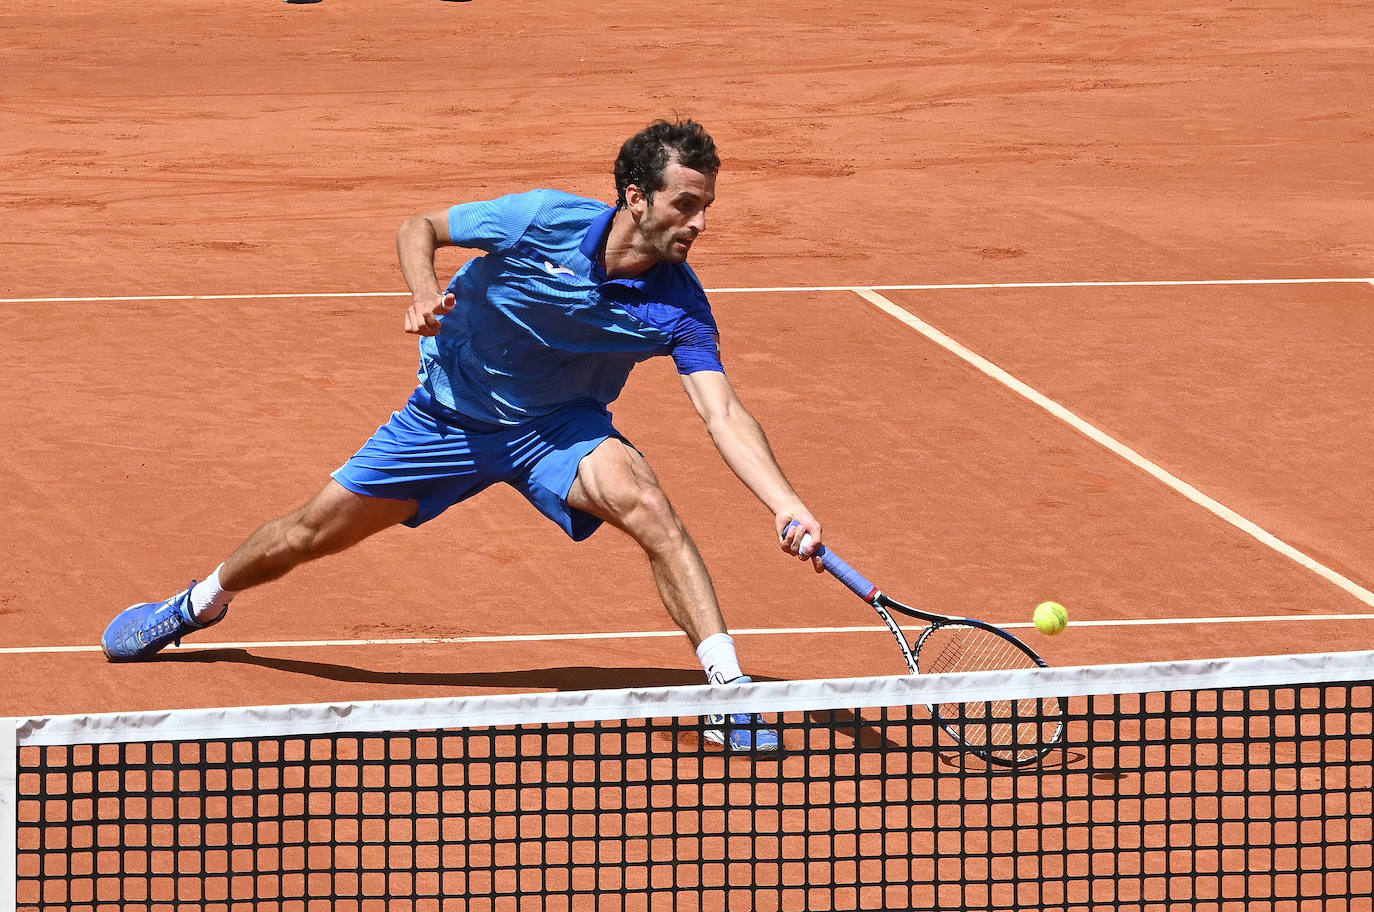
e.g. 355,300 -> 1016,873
625,184 -> 649,216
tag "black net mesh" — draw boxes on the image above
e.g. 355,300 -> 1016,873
12,676 -> 1373,911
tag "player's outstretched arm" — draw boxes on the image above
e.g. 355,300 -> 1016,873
680,369 -> 823,569
397,208 -> 457,336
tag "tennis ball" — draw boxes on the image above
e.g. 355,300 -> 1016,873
1033,600 -> 1069,635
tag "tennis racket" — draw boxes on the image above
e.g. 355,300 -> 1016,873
786,522 -> 1066,766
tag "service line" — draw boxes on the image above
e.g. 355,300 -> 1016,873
3,614 -> 1373,655
1,277 -> 1371,304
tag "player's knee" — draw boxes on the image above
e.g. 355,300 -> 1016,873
621,485 -> 684,551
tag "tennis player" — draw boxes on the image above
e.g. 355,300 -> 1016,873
101,119 -> 822,751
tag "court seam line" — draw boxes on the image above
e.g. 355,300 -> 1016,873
2,276 -> 1372,303
853,287 -> 1374,609
5,614 -> 1373,655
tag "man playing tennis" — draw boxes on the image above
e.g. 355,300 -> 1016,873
101,119 -> 823,751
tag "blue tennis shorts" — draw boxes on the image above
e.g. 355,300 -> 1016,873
331,388 -> 625,541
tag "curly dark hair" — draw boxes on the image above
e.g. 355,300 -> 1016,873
614,119 -> 720,208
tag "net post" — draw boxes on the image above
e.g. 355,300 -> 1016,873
0,718 -> 17,912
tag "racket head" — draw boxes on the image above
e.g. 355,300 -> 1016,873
912,619 -> 1067,767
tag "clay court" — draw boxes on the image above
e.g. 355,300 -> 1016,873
2,0 -> 1372,717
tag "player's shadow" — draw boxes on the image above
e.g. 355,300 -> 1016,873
155,648 -> 903,748
155,647 -> 710,690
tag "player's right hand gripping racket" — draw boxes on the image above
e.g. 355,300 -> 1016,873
787,523 -> 1066,767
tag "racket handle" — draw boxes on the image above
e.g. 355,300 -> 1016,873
783,520 -> 880,604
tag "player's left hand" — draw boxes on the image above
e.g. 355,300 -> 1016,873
777,512 -> 824,572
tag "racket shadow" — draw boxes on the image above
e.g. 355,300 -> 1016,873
937,745 -> 1085,775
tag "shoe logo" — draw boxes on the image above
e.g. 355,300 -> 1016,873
543,260 -> 576,277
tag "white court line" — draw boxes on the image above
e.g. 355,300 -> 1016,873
854,287 -> 1374,609
711,277 -> 1374,294
5,614 -> 1373,655
0,292 -> 406,304
1,277 -> 1372,304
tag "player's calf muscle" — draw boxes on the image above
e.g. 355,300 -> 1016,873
223,486 -> 415,588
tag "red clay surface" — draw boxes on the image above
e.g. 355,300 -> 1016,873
3,0 -> 1373,717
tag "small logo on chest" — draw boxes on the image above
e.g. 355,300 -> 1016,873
543,260 -> 577,277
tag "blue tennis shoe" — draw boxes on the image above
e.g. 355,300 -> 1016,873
704,676 -> 780,753
101,585 -> 218,662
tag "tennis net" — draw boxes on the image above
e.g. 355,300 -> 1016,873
4,650 -> 1372,911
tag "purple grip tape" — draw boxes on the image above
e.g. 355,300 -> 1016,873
784,520 -> 879,602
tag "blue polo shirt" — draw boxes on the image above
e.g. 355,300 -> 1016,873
416,189 -> 724,426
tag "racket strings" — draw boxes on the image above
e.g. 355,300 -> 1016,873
917,624 -> 1064,764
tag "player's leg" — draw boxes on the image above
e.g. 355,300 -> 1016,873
101,482 -> 418,662
219,480 -> 418,591
102,393 -> 483,663
565,438 -> 777,751
566,438 -> 728,648
513,407 -> 748,683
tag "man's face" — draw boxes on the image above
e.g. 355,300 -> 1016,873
631,160 -> 716,264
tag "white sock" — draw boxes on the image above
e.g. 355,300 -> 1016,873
188,565 -> 238,623
696,632 -> 744,684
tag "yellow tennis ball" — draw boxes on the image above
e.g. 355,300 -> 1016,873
1033,600 -> 1069,635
